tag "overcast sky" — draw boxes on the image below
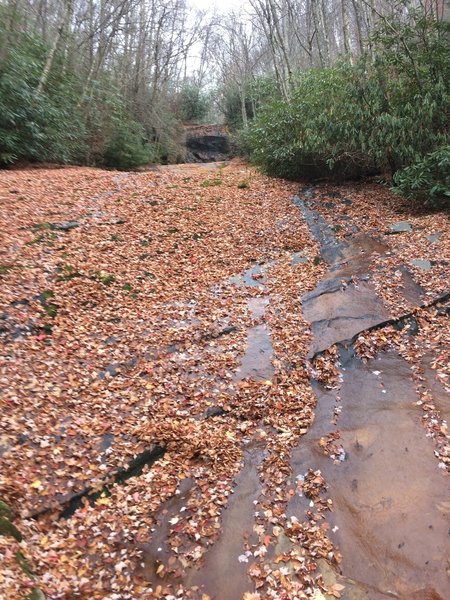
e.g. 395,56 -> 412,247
185,0 -> 251,78
189,0 -> 249,14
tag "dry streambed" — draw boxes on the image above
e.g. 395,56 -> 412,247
0,164 -> 448,599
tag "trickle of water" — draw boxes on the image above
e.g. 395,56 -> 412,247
228,263 -> 266,288
235,297 -> 274,382
186,442 -> 265,599
289,351 -> 450,599
247,297 -> 269,319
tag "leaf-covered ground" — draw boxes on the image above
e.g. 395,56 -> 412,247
0,163 -> 448,599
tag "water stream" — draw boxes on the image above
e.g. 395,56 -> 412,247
290,188 -> 450,599
137,190 -> 449,598
235,297 -> 274,382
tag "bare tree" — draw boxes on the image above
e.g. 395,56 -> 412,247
36,0 -> 73,94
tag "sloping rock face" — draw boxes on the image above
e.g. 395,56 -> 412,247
184,124 -> 230,163
290,187 -> 450,600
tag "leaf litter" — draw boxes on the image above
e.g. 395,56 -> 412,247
0,163 -> 448,598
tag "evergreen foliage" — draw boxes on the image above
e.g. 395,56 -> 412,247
0,26 -> 86,164
246,13 -> 449,204
0,5 -> 179,169
177,84 -> 210,123
103,123 -> 155,170
392,145 -> 450,204
223,77 -> 278,131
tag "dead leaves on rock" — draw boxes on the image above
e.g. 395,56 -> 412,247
1,165 -> 447,598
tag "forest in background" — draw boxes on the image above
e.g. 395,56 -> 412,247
0,0 -> 448,202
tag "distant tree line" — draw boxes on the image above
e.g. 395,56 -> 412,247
0,0 -> 211,168
0,0 -> 448,202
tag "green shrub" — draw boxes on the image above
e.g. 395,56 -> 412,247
230,127 -> 252,158
393,145 -> 450,204
0,6 -> 184,168
223,88 -> 252,131
177,84 -> 210,123
147,102 -> 184,163
0,32 -> 86,165
103,122 -> 155,170
223,76 -> 278,131
247,12 -> 449,203
248,64 -> 372,180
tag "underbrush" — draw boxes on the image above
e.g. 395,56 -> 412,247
246,13 -> 449,205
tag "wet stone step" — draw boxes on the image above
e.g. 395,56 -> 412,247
290,351 -> 450,599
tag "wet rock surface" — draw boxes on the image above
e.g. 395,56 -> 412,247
296,194 -> 391,356
291,252 -> 309,265
426,232 -> 443,243
291,352 -> 449,599
387,221 -> 413,234
1,165 -> 447,598
186,442 -> 265,599
49,221 -> 81,231
398,264 -> 424,304
303,279 -> 389,357
411,258 -> 433,271
291,187 -> 450,599
184,125 -> 231,163
235,297 -> 273,382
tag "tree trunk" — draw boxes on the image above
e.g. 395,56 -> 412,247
351,0 -> 365,55
319,0 -> 331,65
240,85 -> 248,128
341,0 -> 351,57
36,0 -> 72,95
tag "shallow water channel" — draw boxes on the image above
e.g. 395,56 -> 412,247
289,350 -> 450,599
140,191 -> 449,599
291,190 -> 450,599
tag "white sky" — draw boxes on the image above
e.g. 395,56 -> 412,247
185,0 -> 252,80
188,0 -> 250,14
